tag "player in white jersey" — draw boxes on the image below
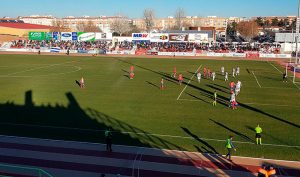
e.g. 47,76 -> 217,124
221,66 -> 225,75
236,66 -> 240,76
197,72 -> 202,83
235,80 -> 242,95
212,72 -> 216,81
232,68 -> 236,78
225,72 -> 228,81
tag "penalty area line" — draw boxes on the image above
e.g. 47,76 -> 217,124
252,71 -> 262,88
177,65 -> 202,100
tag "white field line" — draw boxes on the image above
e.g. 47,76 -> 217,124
267,61 -> 300,90
252,71 -> 262,88
1,134 -> 299,164
5,61 -> 76,76
0,123 -> 299,149
177,65 -> 202,100
178,98 -> 300,108
0,65 -> 82,78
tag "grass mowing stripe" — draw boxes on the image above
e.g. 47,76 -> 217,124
251,71 -> 261,88
0,122 -> 299,149
5,61 -> 76,76
177,65 -> 202,100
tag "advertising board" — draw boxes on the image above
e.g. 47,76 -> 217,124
61,32 -> 72,41
169,34 -> 189,42
150,33 -> 169,42
28,32 -> 45,41
132,33 -> 150,41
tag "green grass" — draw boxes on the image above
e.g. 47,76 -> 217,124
0,54 -> 299,161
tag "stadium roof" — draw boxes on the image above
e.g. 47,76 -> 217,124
0,23 -> 52,29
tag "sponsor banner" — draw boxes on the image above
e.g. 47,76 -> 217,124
188,33 -> 209,43
232,53 -> 246,57
246,52 -> 260,59
45,32 -> 52,41
276,54 -> 291,58
207,53 -> 246,57
150,33 -> 169,42
260,53 -> 291,58
28,32 -> 45,41
78,49 -> 88,53
169,34 -> 189,42
259,53 -> 276,58
50,47 -> 60,53
72,32 -> 78,41
95,33 -> 113,40
78,32 -> 96,41
61,32 -> 72,41
157,52 -> 195,56
52,32 -> 59,40
132,33 -> 150,41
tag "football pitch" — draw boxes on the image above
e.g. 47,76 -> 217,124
0,54 -> 299,161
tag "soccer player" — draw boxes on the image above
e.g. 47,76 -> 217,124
236,66 -> 240,76
255,124 -> 262,145
230,92 -> 236,107
203,67 -> 207,78
230,81 -> 235,94
207,68 -> 211,78
235,80 -> 242,96
213,91 -> 217,106
225,72 -> 228,81
160,78 -> 165,90
225,135 -> 236,161
283,72 -> 288,82
231,100 -> 238,110
178,73 -> 183,85
197,71 -> 202,83
221,66 -> 225,75
232,68 -> 236,78
130,65 -> 134,74
173,67 -> 177,78
105,128 -> 113,152
80,77 -> 85,88
129,72 -> 135,79
212,72 -> 216,81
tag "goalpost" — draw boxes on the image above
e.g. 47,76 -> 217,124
293,0 -> 300,83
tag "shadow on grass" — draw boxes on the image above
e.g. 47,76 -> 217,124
206,84 -> 229,94
0,90 -> 184,151
210,119 -> 254,143
146,81 -> 160,89
181,127 -> 219,154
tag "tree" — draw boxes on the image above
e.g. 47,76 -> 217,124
76,21 -> 102,32
51,20 -> 66,32
237,21 -> 259,42
227,22 -> 237,35
110,16 -> 131,36
255,17 -> 264,27
143,9 -> 155,32
174,8 -> 185,30
271,17 -> 279,26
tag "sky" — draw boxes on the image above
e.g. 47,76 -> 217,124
0,0 -> 299,18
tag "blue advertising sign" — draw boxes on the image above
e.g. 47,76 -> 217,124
72,32 -> 78,41
52,32 -> 59,40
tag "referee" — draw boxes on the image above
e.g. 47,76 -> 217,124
255,124 -> 262,145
